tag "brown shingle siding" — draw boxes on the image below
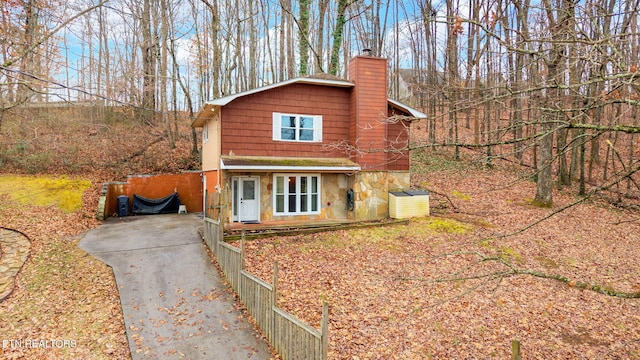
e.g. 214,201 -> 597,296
220,83 -> 350,158
212,58 -> 412,171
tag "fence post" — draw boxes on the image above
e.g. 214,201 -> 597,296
511,340 -> 521,360
204,189 -> 209,218
217,204 -> 224,255
321,301 -> 329,360
272,261 -> 279,306
239,232 -> 245,299
272,261 -> 279,349
216,192 -> 219,220
241,232 -> 245,271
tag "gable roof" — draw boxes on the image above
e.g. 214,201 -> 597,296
193,76 -> 426,127
193,77 -> 353,127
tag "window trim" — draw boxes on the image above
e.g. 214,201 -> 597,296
272,112 -> 322,142
273,173 -> 321,216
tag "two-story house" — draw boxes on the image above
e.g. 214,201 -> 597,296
192,53 -> 426,227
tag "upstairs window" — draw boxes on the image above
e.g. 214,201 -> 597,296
272,113 -> 322,142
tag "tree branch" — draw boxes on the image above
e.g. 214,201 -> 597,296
1,1 -> 110,68
397,252 -> 640,299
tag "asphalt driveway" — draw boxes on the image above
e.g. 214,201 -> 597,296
79,213 -> 272,359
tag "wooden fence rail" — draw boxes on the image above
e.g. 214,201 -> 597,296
218,241 -> 242,291
203,216 -> 328,360
240,271 -> 274,341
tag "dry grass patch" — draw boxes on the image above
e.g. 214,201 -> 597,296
0,175 -> 91,213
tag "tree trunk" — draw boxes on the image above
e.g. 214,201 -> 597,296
445,0 -> 460,159
513,0 -> 531,163
278,0 -> 287,81
159,0 -> 174,148
328,0 -> 349,76
141,0 -> 157,122
315,0 -> 329,73
17,0 -> 39,103
248,0 -> 257,89
534,118 -> 554,207
298,0 -> 310,76
419,1 -> 438,144
534,0 -> 575,207
464,0 -> 478,131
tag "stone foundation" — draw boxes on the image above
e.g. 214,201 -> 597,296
220,170 -> 410,225
222,172 -> 352,224
353,171 -> 410,221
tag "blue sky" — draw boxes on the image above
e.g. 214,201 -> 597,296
48,0 -> 462,106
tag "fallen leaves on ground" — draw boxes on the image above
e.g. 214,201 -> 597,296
0,113 -> 200,359
0,177 -> 130,359
237,168 -> 640,359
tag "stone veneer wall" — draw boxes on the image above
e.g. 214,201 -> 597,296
220,171 -> 409,224
220,172 -> 352,225
259,173 -> 351,222
352,171 -> 411,221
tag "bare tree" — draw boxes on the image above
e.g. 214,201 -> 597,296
314,0 -> 330,73
298,0 -> 311,75
159,0 -> 174,147
328,0 -> 351,76
139,0 -> 158,122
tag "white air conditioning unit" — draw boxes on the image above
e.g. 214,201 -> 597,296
389,190 -> 430,219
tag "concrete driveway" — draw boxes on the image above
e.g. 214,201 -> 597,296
79,213 -> 272,359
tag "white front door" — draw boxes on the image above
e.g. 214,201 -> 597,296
233,177 -> 260,222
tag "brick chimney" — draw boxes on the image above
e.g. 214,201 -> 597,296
348,51 -> 389,170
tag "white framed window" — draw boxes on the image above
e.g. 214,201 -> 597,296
273,174 -> 321,215
272,113 -> 322,142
